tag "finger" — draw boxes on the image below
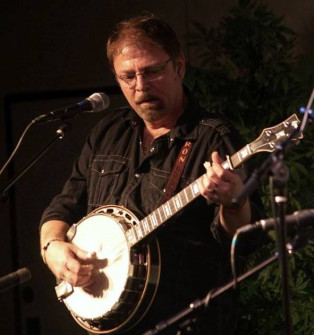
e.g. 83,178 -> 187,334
66,257 -> 94,275
69,244 -> 97,266
75,247 -> 97,261
63,268 -> 94,287
211,151 -> 223,165
203,169 -> 221,189
205,154 -> 225,181
211,151 -> 227,176
203,161 -> 219,184
63,254 -> 96,286
211,151 -> 238,183
199,178 -> 216,201
201,168 -> 217,191
78,264 -> 95,276
201,169 -> 211,189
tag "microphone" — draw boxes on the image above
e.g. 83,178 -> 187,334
0,267 -> 31,292
33,92 -> 110,123
237,209 -> 314,235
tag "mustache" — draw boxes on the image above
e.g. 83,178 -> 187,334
135,93 -> 158,104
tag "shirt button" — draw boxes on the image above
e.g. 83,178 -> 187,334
150,147 -> 155,152
135,173 -> 140,178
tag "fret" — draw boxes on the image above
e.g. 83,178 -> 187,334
157,207 -> 164,222
229,155 -> 239,169
155,209 -> 160,223
169,202 -> 176,214
183,188 -> 189,203
142,218 -> 151,234
153,211 -> 160,226
225,155 -> 234,170
191,181 -> 200,197
238,144 -> 251,161
187,186 -> 194,200
246,144 -> 253,156
171,198 -> 176,211
135,224 -> 143,239
132,226 -> 139,241
173,194 -> 183,210
163,202 -> 172,217
150,213 -> 158,228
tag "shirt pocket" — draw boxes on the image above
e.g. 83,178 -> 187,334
144,167 -> 170,211
149,167 -> 170,193
88,156 -> 128,207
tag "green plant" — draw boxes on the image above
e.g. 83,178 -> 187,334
184,0 -> 314,333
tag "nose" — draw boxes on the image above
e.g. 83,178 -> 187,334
134,74 -> 149,91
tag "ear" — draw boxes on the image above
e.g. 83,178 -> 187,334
176,52 -> 186,79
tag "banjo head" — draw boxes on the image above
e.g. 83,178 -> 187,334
55,205 -> 160,334
62,211 -> 131,320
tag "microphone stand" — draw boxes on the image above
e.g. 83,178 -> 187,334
142,233 -> 308,335
0,121 -> 70,335
232,137 -> 298,335
1,123 -> 70,203
232,88 -> 314,335
269,151 -> 293,335
232,143 -> 295,335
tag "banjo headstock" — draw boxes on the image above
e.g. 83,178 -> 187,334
250,114 -> 303,154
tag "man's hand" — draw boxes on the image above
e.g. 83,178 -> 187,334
40,220 -> 96,287
198,151 -> 251,235
198,151 -> 243,207
44,240 -> 96,287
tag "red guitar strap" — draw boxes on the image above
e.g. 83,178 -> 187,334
162,141 -> 193,203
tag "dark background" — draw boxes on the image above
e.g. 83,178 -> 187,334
1,1 -> 313,334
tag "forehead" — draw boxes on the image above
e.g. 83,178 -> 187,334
113,39 -> 168,72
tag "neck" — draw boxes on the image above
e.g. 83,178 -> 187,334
141,111 -> 179,153
144,92 -> 186,139
141,116 -> 176,153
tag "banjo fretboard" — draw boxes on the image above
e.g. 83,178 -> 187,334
126,114 -> 302,247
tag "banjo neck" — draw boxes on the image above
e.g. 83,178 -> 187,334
126,151 -> 239,247
126,113 -> 302,247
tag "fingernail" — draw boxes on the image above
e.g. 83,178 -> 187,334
87,251 -> 97,259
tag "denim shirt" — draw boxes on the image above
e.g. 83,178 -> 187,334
40,95 -> 264,334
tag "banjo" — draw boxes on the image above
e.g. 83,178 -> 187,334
55,114 -> 302,334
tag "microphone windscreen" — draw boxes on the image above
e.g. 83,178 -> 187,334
88,92 -> 110,112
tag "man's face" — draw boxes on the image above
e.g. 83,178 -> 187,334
113,41 -> 185,123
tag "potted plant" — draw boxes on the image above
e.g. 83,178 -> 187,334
184,0 -> 314,333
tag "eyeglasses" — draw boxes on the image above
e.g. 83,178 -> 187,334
115,58 -> 171,88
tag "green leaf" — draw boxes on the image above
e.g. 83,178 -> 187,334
186,1 -> 314,333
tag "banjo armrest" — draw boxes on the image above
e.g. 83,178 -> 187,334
55,280 -> 74,301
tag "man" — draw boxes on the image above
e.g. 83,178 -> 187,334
40,13 -> 264,335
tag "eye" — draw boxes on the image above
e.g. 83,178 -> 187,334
120,74 -> 135,82
146,67 -> 161,75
